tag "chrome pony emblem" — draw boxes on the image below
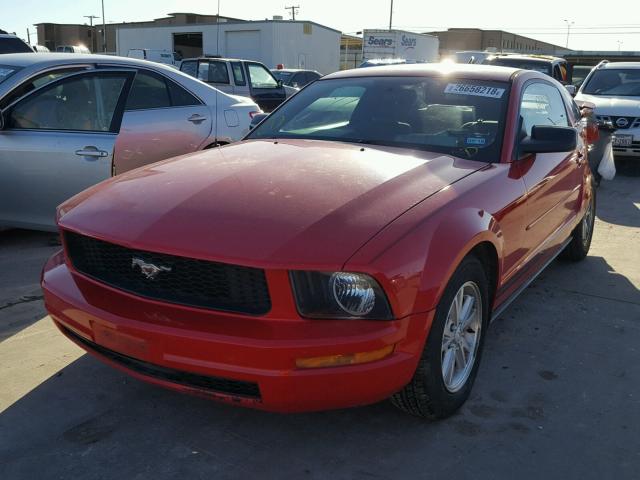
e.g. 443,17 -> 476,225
131,257 -> 172,280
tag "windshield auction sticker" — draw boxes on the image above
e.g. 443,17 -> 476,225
444,83 -> 505,98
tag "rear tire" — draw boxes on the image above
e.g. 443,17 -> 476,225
391,256 -> 489,419
562,182 -> 595,262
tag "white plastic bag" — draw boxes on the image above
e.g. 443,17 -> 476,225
598,139 -> 616,181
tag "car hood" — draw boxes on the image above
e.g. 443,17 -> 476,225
576,93 -> 640,116
59,139 -> 486,269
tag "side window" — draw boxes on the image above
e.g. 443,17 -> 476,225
520,82 -> 569,136
197,62 -> 209,81
208,61 -> 229,84
247,63 -> 278,89
125,71 -> 170,110
180,60 -> 197,78
553,65 -> 562,82
166,79 -> 201,107
0,68 -> 86,110
8,72 -> 129,132
231,61 -> 246,86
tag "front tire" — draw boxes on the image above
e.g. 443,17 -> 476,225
391,256 -> 489,419
562,182 -> 596,261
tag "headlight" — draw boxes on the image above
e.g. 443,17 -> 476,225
290,271 -> 393,320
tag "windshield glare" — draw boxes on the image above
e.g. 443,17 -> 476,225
582,69 -> 640,96
248,76 -> 510,162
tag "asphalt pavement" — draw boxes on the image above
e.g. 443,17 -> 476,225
1,172 -> 638,480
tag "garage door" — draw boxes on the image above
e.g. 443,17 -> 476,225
225,30 -> 260,61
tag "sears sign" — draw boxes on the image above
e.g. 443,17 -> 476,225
366,34 -> 417,51
401,34 -> 417,50
367,36 -> 394,48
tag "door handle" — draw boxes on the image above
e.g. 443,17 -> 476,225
187,114 -> 207,124
75,147 -> 109,158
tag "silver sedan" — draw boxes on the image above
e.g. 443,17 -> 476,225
0,54 -> 262,231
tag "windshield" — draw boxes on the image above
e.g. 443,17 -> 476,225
485,58 -> 552,76
0,65 -> 21,84
248,76 -> 510,162
582,69 -> 640,96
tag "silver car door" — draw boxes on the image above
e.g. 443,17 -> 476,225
114,70 -> 213,174
0,69 -> 134,231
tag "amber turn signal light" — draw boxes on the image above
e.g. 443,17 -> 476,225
295,344 -> 395,369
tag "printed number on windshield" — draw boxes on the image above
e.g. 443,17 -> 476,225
444,83 -> 505,99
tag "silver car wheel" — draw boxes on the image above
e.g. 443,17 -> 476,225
441,281 -> 482,393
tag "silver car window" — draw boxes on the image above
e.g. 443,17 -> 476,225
0,67 -> 87,110
8,73 -> 128,132
125,71 -> 171,110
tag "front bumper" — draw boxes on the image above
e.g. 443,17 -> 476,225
42,251 -> 432,413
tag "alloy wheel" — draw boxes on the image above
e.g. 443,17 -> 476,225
441,281 -> 482,393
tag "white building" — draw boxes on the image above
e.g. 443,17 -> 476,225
116,19 -> 341,74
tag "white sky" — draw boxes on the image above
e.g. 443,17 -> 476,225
2,0 -> 639,51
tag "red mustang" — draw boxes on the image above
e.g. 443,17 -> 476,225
42,64 -> 595,419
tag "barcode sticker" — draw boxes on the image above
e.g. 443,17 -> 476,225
445,83 -> 505,99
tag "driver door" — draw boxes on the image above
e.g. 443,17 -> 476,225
246,62 -> 286,112
517,81 -> 584,257
0,70 -> 134,230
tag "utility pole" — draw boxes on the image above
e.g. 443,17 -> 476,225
389,0 -> 394,31
216,0 -> 221,55
285,5 -> 299,21
26,28 -> 31,44
84,15 -> 99,52
101,0 -> 107,52
563,19 -> 574,49
84,15 -> 99,27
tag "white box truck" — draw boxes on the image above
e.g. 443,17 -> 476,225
362,29 -> 439,64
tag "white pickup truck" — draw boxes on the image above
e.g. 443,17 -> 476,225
180,57 -> 297,112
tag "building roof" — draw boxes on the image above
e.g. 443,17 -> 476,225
115,18 -> 342,34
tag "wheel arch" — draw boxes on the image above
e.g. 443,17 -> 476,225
415,207 -> 504,315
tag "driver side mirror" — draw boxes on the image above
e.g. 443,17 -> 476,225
277,79 -> 283,88
250,113 -> 269,129
564,84 -> 577,96
520,125 -> 577,155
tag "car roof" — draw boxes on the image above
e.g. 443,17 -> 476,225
182,57 -> 253,63
486,54 -> 564,63
0,53 -> 173,69
272,69 -> 314,73
598,62 -> 640,69
324,63 -> 524,82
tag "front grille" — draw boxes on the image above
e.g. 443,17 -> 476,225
64,231 -> 271,315
597,115 -> 640,130
61,325 -> 261,399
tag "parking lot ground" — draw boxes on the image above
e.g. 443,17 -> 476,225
1,174 -> 639,480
